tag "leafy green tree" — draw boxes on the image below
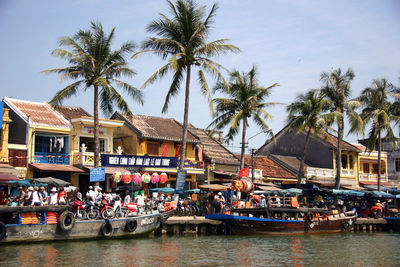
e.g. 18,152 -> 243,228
208,66 -> 278,169
287,89 -> 334,187
359,78 -> 400,191
138,0 -> 240,170
43,21 -> 143,167
320,68 -> 363,189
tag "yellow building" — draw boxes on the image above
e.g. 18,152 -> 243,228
111,112 -> 204,189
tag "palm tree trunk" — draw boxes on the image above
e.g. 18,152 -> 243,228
335,119 -> 343,189
94,85 -> 100,168
240,117 -> 247,170
179,64 -> 191,171
297,129 -> 311,188
377,131 -> 381,192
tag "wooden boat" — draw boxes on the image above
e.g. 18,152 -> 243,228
384,217 -> 400,232
206,196 -> 357,235
0,205 -> 172,243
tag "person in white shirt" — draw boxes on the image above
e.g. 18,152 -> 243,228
49,187 -> 58,205
135,192 -> 145,214
86,186 -> 96,205
124,190 -> 131,205
31,186 -> 42,206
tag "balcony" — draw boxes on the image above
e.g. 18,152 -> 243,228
359,173 -> 388,182
305,167 -> 335,180
34,152 -> 70,165
341,169 -> 355,176
73,152 -> 96,166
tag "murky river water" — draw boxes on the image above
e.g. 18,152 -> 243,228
1,233 -> 399,266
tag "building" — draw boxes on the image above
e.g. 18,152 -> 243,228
111,112 -> 204,190
188,125 -> 240,184
257,126 -> 361,187
3,97 -> 85,182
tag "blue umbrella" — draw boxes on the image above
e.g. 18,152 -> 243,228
6,180 -> 47,187
149,187 -> 175,194
371,191 -> 394,198
185,189 -> 201,194
280,188 -> 303,195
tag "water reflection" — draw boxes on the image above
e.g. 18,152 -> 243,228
1,233 -> 400,267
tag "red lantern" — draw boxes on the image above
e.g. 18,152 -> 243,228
123,172 -> 132,184
160,172 -> 168,184
151,173 -> 160,183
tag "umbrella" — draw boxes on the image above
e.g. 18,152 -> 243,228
370,191 -> 394,198
33,177 -> 70,187
185,189 -> 201,194
149,187 -> 175,193
280,188 -> 303,195
6,179 -> 47,187
198,184 -> 230,191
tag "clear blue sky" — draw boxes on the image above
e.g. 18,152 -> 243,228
1,0 -> 399,153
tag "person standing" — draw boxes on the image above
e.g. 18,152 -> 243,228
49,187 -> 58,205
17,187 -> 26,206
260,195 -> 266,208
25,186 -> 33,206
135,192 -> 145,215
31,186 -> 42,206
124,190 -> 131,205
57,186 -> 68,205
39,186 -> 48,205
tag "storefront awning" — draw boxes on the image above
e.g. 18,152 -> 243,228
198,184 -> 230,191
0,173 -> 19,181
29,163 -> 85,173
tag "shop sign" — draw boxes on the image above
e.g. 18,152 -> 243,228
90,167 -> 105,182
82,125 -> 107,135
175,170 -> 187,194
101,154 -> 178,168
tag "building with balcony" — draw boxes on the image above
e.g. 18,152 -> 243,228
111,112 -> 204,190
54,106 -> 124,191
257,126 -> 361,187
382,136 -> 400,183
2,97 -> 84,182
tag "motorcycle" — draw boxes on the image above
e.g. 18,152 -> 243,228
122,202 -> 138,216
72,199 -> 87,220
100,199 -> 115,219
85,201 -> 100,220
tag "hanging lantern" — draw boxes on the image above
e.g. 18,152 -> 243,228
133,172 -> 142,184
113,172 -> 122,183
142,172 -> 151,183
123,172 -> 132,184
160,172 -> 168,184
151,173 -> 160,183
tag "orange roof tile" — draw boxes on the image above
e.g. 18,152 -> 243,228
242,154 -> 296,179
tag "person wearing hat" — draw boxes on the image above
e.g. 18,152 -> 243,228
39,186 -> 48,205
49,187 -> 58,205
24,186 -> 33,206
31,186 -> 41,206
260,194 -> 266,208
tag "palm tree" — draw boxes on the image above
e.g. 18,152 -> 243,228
138,0 -> 240,170
359,78 -> 400,191
43,21 -> 143,167
287,89 -> 334,188
208,66 -> 279,169
320,67 -> 363,189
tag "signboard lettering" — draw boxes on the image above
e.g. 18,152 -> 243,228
175,170 -> 187,194
90,167 -> 105,182
101,154 -> 178,168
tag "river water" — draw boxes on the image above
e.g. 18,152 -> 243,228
1,233 -> 399,266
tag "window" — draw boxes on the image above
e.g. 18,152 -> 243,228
146,142 -> 159,156
372,164 -> 378,174
79,137 -> 106,153
341,155 -> 348,169
363,163 -> 370,174
396,158 -> 400,172
349,155 -> 354,169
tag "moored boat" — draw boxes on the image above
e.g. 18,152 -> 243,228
0,205 -> 172,243
206,206 -> 357,235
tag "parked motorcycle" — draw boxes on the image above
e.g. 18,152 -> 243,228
72,199 -> 87,220
85,201 -> 100,220
100,199 -> 115,219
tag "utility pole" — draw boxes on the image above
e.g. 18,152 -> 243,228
251,148 -> 256,184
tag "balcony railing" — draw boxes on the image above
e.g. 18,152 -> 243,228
73,152 -> 96,166
305,167 -> 335,179
34,152 -> 70,165
359,173 -> 388,182
341,169 -> 355,176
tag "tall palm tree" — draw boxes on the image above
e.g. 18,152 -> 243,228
359,78 -> 400,191
320,67 -> 363,189
287,89 -> 334,188
208,66 -> 279,169
138,0 -> 240,170
43,21 -> 143,167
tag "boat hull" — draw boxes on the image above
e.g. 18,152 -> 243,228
384,217 -> 400,232
206,214 -> 356,235
1,213 -> 163,243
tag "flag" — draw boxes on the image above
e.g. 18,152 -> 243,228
198,147 -> 203,162
238,167 -> 250,177
162,144 -> 168,157
175,144 -> 181,157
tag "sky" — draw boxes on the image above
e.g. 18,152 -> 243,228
1,0 -> 399,154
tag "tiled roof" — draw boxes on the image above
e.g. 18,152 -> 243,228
112,112 -> 199,143
268,154 -> 308,174
4,97 -> 69,128
53,106 -> 91,121
313,130 -> 360,152
352,143 -> 366,151
188,126 -> 240,165
242,154 -> 296,179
